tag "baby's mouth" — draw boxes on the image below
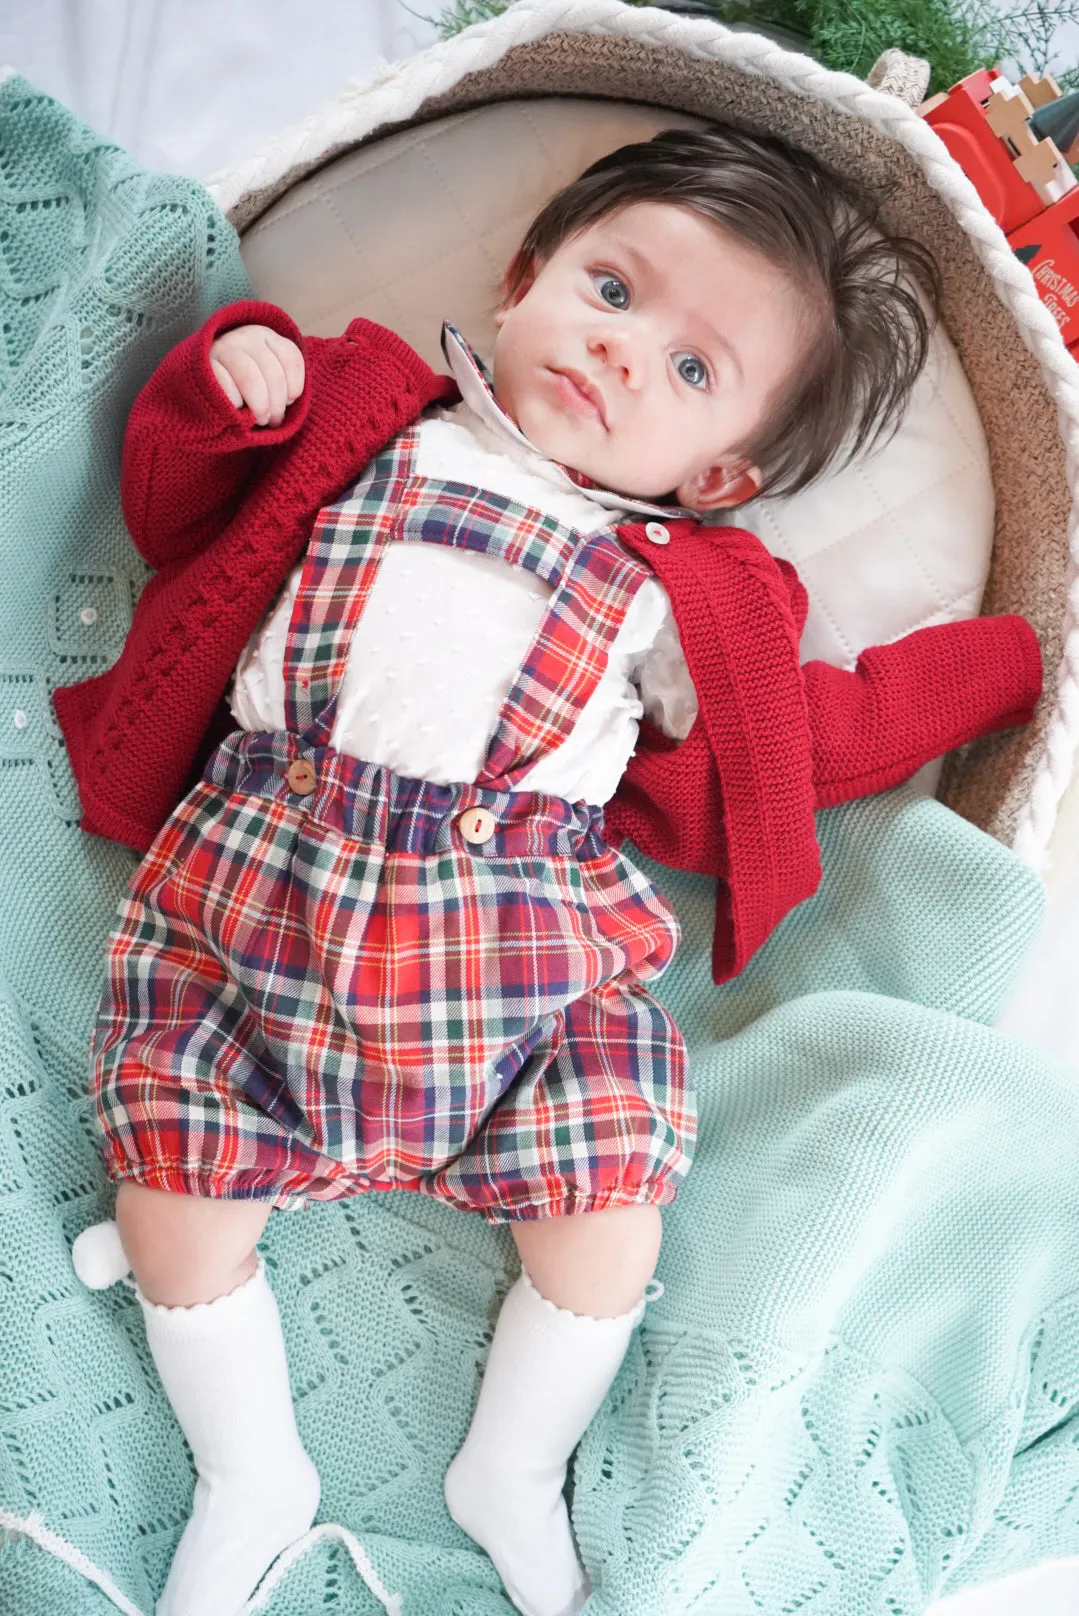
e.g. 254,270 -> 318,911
547,367 -> 607,428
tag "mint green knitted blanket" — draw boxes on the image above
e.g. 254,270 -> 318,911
3,74 -> 1079,1616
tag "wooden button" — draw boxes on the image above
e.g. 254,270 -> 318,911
285,758 -> 317,795
645,521 -> 671,546
458,807 -> 496,846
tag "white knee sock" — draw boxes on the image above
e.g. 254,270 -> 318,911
444,1269 -> 645,1616
140,1257 -> 320,1616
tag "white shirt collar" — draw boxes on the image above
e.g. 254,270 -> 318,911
440,322 -> 690,522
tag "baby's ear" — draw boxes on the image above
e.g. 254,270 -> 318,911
677,459 -> 762,512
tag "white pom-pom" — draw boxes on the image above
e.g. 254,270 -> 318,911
72,1221 -> 131,1290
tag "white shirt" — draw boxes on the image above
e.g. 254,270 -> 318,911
228,325 -> 698,804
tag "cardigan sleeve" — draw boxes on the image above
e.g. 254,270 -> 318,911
807,614 -> 1043,807
120,298 -> 312,570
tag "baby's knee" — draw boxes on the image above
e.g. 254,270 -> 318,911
115,1179 -> 269,1307
513,1201 -> 663,1317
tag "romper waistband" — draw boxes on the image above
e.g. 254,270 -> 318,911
205,729 -> 611,860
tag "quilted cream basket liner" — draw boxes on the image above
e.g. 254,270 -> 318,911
205,0 -> 1079,871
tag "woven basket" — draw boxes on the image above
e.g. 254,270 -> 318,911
206,0 -> 1079,880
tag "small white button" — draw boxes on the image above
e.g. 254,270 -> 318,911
458,807 -> 496,846
12,709 -> 28,729
79,606 -> 98,626
645,522 -> 670,546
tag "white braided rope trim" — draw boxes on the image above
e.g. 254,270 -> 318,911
0,1508 -> 403,1615
206,0 -> 1079,869
242,1523 -> 402,1614
0,1508 -> 147,1616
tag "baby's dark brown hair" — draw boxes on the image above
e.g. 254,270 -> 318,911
502,125 -> 941,502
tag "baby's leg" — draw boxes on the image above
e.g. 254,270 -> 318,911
445,1205 -> 661,1616
512,1201 -> 661,1316
117,1179 -> 270,1304
116,1183 -> 319,1616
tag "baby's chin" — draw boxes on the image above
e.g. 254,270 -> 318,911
511,396 -> 671,502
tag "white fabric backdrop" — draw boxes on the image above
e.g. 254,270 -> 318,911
1,2 -> 1077,1609
0,0 -> 441,177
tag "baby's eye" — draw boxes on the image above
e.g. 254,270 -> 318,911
674,351 -> 709,390
593,272 -> 630,310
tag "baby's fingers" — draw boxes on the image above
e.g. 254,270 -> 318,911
265,330 -> 305,404
222,348 -> 275,425
208,325 -> 302,425
210,356 -> 244,409
257,346 -> 291,427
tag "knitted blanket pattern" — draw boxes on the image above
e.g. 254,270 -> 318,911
3,75 -> 1079,1616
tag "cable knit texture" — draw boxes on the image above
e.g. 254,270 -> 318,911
52,298 -> 457,852
3,74 -> 1077,1616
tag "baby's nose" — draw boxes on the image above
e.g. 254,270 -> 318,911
589,328 -> 644,387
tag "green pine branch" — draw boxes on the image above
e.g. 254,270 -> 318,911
997,2 -> 1079,64
433,0 -> 1079,97
434,0 -> 512,34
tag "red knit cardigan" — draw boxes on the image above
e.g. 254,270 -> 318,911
52,300 -> 1044,982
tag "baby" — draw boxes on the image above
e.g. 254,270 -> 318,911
63,126 -> 1041,1616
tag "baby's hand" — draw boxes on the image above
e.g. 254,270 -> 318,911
209,324 -> 305,427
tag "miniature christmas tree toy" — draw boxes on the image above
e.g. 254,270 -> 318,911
920,69 -> 1079,357
1030,88 -> 1079,169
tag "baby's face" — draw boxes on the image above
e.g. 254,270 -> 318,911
492,200 -> 811,510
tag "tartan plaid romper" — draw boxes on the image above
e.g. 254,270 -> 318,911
91,416 -> 695,1220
